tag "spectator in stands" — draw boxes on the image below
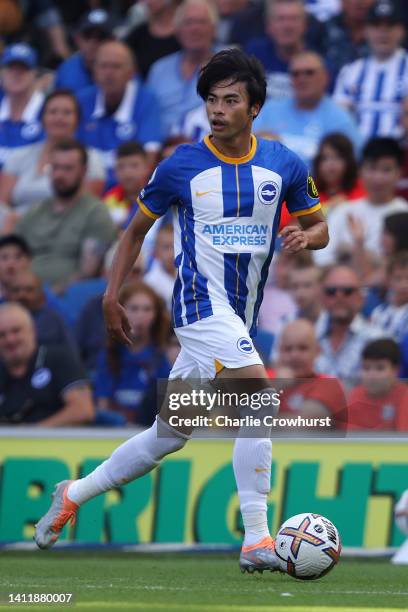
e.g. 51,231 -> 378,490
244,0 -> 307,100
324,0 -> 374,82
15,139 -> 116,292
268,319 -> 347,427
144,224 -> 176,309
371,251 -> 408,342
147,0 -> 218,137
78,40 -> 163,189
304,0 -> 341,22
125,0 -> 181,79
382,212 -> 408,255
0,44 -> 44,170
287,262 -> 326,334
255,51 -> 361,168
0,235 -> 31,301
0,302 -> 94,425
214,0 -> 250,44
315,265 -> 383,383
348,338 -> 408,431
334,0 -> 408,142
9,269 -> 77,353
55,9 -> 113,94
313,133 -> 366,215
397,95 -> 408,201
315,138 -> 408,267
0,90 -> 105,214
104,141 -> 150,228
94,281 -> 171,425
258,249 -> 297,336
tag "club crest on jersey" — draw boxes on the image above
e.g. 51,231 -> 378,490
116,123 -> 136,140
31,368 -> 51,389
21,122 -> 41,140
307,175 -> 319,199
237,337 -> 255,354
257,181 -> 279,205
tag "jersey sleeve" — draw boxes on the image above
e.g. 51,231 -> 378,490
284,152 -> 322,217
137,152 -> 181,220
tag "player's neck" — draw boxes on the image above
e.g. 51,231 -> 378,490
209,133 -> 253,160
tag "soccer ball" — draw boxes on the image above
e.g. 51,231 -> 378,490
275,512 -> 341,580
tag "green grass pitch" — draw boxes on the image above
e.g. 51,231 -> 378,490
0,552 -> 407,611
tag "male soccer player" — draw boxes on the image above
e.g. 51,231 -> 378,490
35,49 -> 328,573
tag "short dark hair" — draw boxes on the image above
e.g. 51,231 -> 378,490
362,338 -> 401,367
116,141 -> 146,159
384,213 -> 408,252
314,133 -> 359,194
41,89 -> 82,125
197,49 -> 267,112
361,137 -> 404,167
0,234 -> 32,257
51,138 -> 88,166
388,250 -> 408,274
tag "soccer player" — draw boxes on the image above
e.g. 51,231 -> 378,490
35,49 -> 328,573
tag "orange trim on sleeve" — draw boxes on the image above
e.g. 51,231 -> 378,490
290,203 -> 322,218
137,197 -> 161,220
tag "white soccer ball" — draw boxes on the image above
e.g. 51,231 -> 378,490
275,512 -> 341,580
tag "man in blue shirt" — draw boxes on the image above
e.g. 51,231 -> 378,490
0,44 -> 44,169
255,51 -> 361,167
78,41 -> 163,190
54,9 -> 113,94
36,49 -> 330,576
147,0 -> 219,137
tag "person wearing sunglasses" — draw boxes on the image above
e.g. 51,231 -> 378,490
315,265 -> 383,385
254,50 -> 361,168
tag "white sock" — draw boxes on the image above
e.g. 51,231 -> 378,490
233,436 -> 272,546
68,418 -> 187,505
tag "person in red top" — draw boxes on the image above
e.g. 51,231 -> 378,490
348,338 -> 408,431
268,319 -> 347,429
313,132 -> 366,215
104,141 -> 150,228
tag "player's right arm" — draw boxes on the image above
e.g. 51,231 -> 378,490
103,209 -> 157,345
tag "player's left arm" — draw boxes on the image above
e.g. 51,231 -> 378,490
280,209 -> 329,253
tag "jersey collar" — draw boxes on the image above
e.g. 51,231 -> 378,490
203,134 -> 257,164
0,90 -> 44,122
92,78 -> 139,124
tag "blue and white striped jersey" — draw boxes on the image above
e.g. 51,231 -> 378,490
334,48 -> 408,141
138,136 -> 321,337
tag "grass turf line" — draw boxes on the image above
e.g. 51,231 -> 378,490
0,553 -> 407,611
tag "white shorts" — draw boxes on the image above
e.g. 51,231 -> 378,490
169,313 -> 263,380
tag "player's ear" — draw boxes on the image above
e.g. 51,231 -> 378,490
250,103 -> 261,119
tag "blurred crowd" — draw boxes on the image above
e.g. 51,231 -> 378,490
0,0 -> 407,431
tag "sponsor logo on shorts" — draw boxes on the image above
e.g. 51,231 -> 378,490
237,337 -> 255,354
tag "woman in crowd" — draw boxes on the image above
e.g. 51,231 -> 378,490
94,281 -> 171,425
313,132 -> 365,214
0,89 -> 105,214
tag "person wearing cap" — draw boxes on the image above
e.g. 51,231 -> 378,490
77,40 -> 163,190
334,0 -> 408,142
0,43 -> 45,170
54,9 -> 113,95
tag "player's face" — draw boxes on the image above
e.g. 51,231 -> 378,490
43,96 -> 78,140
124,292 -> 156,341
0,311 -> 35,367
206,80 -> 258,141
361,359 -> 398,396
365,23 -> 405,58
1,63 -> 36,96
390,266 -> 408,306
317,145 -> 347,190
267,3 -> 306,48
0,246 -> 30,286
289,268 -> 321,310
361,157 -> 401,203
115,155 -> 149,197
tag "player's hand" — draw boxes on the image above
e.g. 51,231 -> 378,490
279,225 -> 308,253
347,213 -> 365,246
102,297 -> 133,346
